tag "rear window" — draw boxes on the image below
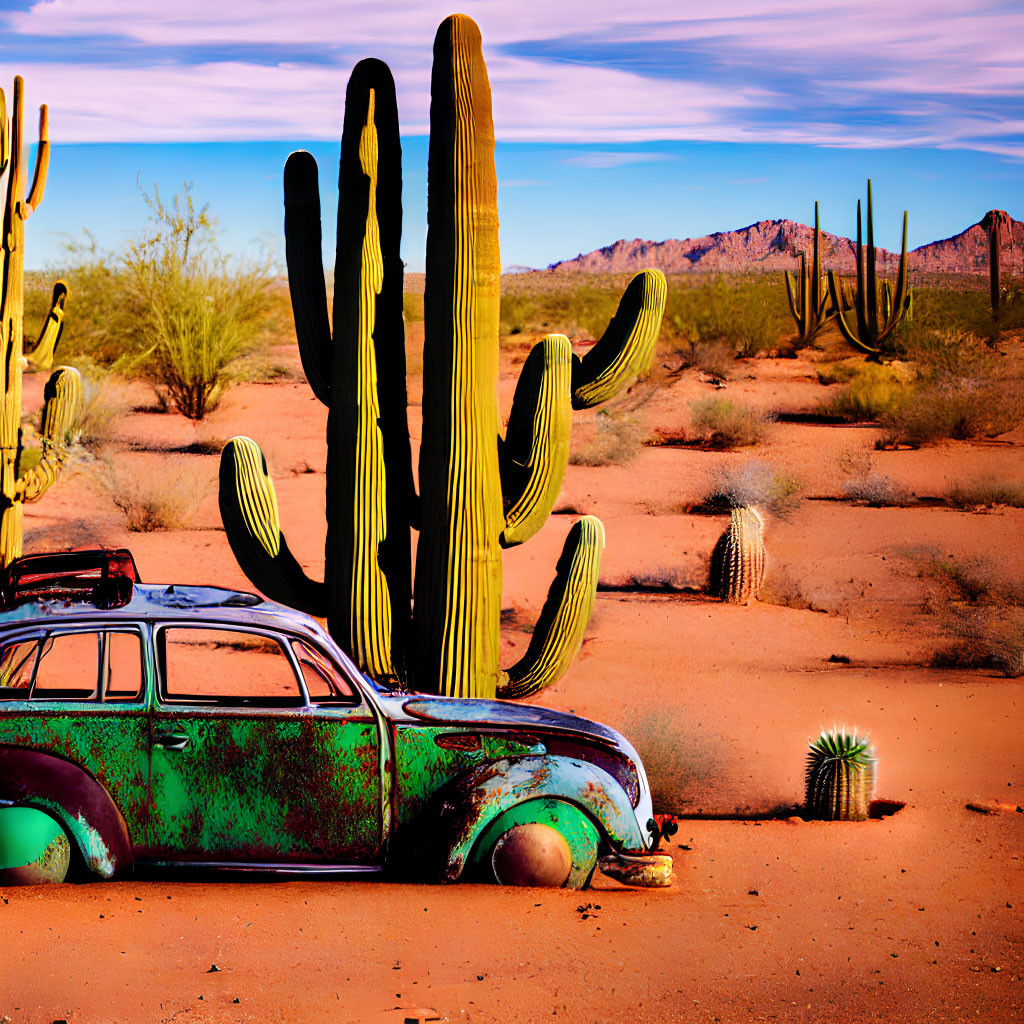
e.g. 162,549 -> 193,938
0,629 -> 144,702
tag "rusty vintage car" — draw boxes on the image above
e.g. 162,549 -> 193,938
0,550 -> 671,889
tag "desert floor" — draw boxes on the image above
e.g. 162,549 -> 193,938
2,326 -> 1022,1023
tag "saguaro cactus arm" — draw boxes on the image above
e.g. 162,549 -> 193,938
218,437 -> 327,616
284,151 -> 333,406
499,335 -> 573,548
16,367 -> 82,503
497,516 -> 604,700
26,281 -> 67,372
571,269 -> 666,409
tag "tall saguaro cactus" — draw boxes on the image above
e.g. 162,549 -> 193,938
219,17 -> 666,699
982,209 -> 1012,315
0,78 -> 81,566
827,180 -> 911,360
783,202 -> 836,342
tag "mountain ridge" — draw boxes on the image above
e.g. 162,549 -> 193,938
545,211 -> 1023,276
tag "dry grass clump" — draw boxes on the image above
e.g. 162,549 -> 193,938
75,372 -> 130,448
876,329 -> 1024,447
697,458 -> 801,517
673,339 -> 736,380
569,408 -> 647,466
819,362 -> 910,422
946,476 -> 1024,510
687,398 -> 774,449
916,552 -> 1024,678
841,471 -> 912,506
99,455 -> 213,531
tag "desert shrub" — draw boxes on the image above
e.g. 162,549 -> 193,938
874,329 -> 1024,447
673,338 -> 736,380
816,361 -> 861,386
35,187 -> 275,420
932,606 -> 1024,678
841,471 -> 911,506
946,476 -> 1024,509
569,408 -> 646,466
917,553 -> 1024,606
75,372 -> 130,448
622,709 -> 722,814
697,457 -> 802,517
100,455 -> 213,531
820,362 -> 909,421
688,397 -> 774,448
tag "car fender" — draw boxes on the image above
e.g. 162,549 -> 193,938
0,746 -> 133,878
429,754 -> 648,882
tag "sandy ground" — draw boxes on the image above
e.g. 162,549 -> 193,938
2,336 -> 1022,1023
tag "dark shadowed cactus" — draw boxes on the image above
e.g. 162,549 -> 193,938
982,209 -> 1012,315
709,507 -> 765,604
0,77 -> 81,566
784,202 -> 836,342
827,180 -> 911,361
804,727 -> 876,821
219,17 -> 666,699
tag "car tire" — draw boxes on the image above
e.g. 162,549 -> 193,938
0,806 -> 72,885
470,798 -> 599,888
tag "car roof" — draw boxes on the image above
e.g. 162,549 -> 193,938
0,582 -> 320,637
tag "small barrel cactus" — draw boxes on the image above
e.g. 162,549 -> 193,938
709,506 -> 765,604
805,727 -> 876,821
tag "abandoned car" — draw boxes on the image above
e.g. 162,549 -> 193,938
0,550 -> 671,889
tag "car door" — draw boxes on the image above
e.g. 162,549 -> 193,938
0,624 -> 152,846
143,623 -> 382,866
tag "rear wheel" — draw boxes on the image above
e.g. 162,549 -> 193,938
469,799 -> 599,889
0,807 -> 71,885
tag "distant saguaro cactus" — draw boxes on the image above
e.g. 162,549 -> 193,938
804,727 -> 876,821
981,209 -> 1013,315
708,507 -> 765,604
219,17 -> 666,699
783,202 -> 837,342
0,77 -> 81,566
827,180 -> 912,360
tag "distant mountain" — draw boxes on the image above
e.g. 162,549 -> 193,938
546,211 -> 1023,276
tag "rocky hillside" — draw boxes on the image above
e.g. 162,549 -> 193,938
548,211 -> 1022,276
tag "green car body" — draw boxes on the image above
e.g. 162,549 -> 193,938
0,577 -> 662,888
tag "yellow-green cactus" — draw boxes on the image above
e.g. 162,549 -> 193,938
219,17 -> 666,699
0,78 -> 81,566
827,180 -> 911,360
709,507 -> 765,604
784,202 -> 836,343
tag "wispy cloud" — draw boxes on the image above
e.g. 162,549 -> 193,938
2,1 -> 1022,155
561,151 -> 675,169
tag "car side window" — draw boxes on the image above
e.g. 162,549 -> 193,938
0,638 -> 38,697
33,632 -> 101,699
160,627 -> 304,707
0,629 -> 145,702
290,639 -> 358,704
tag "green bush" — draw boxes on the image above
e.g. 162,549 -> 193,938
821,362 -> 909,421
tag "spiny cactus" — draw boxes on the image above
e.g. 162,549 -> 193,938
708,506 -> 765,604
784,202 -> 837,342
0,77 -> 81,567
827,180 -> 911,361
219,17 -> 666,699
804,727 -> 876,821
982,209 -> 1013,315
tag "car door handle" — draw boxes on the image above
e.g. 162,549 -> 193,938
154,732 -> 190,750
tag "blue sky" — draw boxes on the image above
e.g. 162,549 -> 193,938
2,0 -> 1023,271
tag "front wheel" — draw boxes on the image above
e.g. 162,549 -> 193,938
0,806 -> 71,885
468,798 -> 599,889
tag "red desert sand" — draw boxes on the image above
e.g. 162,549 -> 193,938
2,328 -> 1022,1023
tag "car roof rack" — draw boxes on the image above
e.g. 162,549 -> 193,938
0,549 -> 141,610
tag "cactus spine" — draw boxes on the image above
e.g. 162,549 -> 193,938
784,202 -> 836,342
805,727 -> 876,821
709,507 -> 765,604
827,180 -> 911,360
0,77 -> 81,567
219,17 -> 666,700
982,209 -> 1012,315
